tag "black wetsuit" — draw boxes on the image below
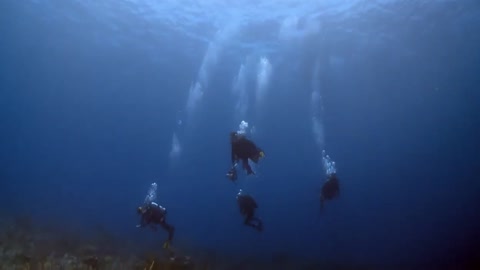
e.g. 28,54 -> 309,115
237,194 -> 263,231
320,174 -> 340,210
231,133 -> 262,175
139,202 -> 175,242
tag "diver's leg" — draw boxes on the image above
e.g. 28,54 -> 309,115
160,221 -> 175,242
250,218 -> 261,231
242,159 -> 254,175
244,212 -> 252,225
244,211 -> 261,230
244,212 -> 254,226
250,216 -> 263,231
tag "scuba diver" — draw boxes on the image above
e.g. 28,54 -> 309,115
136,201 -> 175,249
236,189 -> 263,231
227,131 -> 265,181
320,173 -> 340,211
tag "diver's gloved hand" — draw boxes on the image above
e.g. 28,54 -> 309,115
163,240 -> 171,249
257,220 -> 264,232
226,167 -> 237,181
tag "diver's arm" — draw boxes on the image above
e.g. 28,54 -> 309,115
238,199 -> 247,214
242,160 -> 255,175
137,216 -> 147,228
231,147 -> 236,165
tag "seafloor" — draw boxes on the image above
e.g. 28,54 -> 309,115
2,215 -> 463,270
0,215 -> 377,270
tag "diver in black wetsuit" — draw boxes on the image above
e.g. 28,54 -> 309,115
227,131 -> 265,180
236,190 -> 263,231
137,202 -> 175,248
320,173 -> 340,210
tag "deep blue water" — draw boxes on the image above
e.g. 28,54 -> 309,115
1,0 -> 480,268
